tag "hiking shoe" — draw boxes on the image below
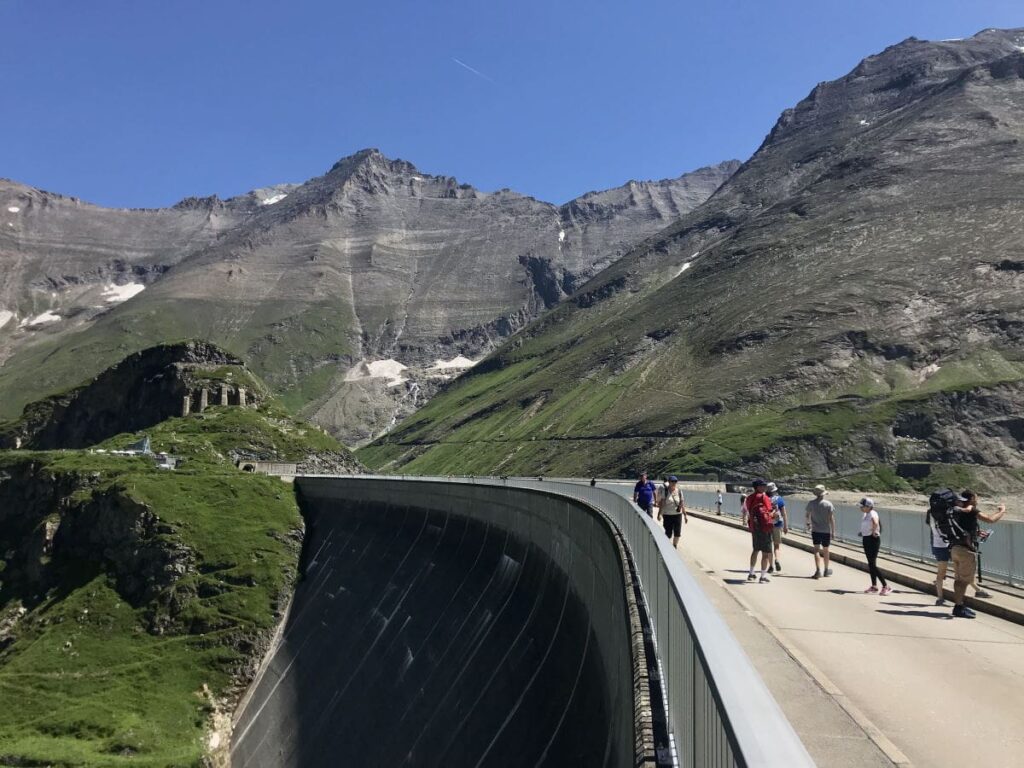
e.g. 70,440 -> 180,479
879,586 -> 893,596
746,573 -> 757,582
812,570 -> 821,579
952,605 -> 977,619
823,568 -> 833,577
864,586 -> 879,593
774,561 -> 781,572
975,589 -> 992,599
936,597 -> 946,606
759,575 -> 771,583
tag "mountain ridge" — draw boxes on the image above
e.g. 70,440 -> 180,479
0,150 -> 738,443
361,27 -> 1024,495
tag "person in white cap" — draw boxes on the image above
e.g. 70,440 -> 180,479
859,497 -> 891,595
766,482 -> 788,571
805,485 -> 835,579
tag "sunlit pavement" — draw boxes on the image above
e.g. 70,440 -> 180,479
670,514 -> 1024,768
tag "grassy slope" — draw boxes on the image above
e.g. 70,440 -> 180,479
0,405 -> 349,766
360,326 -> 1024,493
0,299 -> 352,422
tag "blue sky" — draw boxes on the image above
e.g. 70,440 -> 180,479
1,1 -> 1021,207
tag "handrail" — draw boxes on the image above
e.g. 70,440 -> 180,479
296,474 -> 814,768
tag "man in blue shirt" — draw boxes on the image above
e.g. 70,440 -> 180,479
767,482 -> 788,572
633,472 -> 657,517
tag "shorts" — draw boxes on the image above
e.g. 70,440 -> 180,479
811,531 -> 831,548
931,545 -> 950,562
771,526 -> 782,547
663,514 -> 682,538
950,544 -> 976,582
751,530 -> 772,554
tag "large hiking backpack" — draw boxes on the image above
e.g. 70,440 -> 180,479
927,488 -> 972,550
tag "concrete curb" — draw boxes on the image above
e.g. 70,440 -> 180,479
687,509 -> 1024,627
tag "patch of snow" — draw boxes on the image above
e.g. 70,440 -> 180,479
345,358 -> 408,387
101,282 -> 146,303
1018,46 -> 1024,53
19,310 -> 61,328
6,222 -> 12,228
690,251 -> 700,259
411,176 -> 424,181
676,262 -> 692,277
260,193 -> 288,206
428,356 -> 477,370
0,310 -> 13,329
940,38 -> 963,42
558,229 -> 566,243
859,119 -> 870,126
919,363 -> 941,380
7,206 -> 20,213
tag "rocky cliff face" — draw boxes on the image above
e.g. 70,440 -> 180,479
0,340 -> 265,450
0,153 -> 737,444
363,29 -> 1024,495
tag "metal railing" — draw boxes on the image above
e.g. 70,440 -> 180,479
299,474 -> 814,768
674,488 -> 1022,586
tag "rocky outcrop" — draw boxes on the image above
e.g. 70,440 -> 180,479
0,462 -> 192,634
0,341 -> 264,450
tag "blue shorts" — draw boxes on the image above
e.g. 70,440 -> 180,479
811,531 -> 831,548
932,545 -> 950,562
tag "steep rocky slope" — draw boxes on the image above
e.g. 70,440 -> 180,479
0,153 -> 737,444
362,29 -> 1024,495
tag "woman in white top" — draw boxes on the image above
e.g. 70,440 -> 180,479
859,497 -> 891,595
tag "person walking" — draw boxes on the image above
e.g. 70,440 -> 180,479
950,490 -> 1006,618
766,482 -> 788,571
742,479 -> 775,582
716,490 -> 723,516
928,509 -> 951,605
632,472 -> 657,518
805,485 -> 835,579
656,476 -> 688,547
859,497 -> 891,595
962,489 -> 1004,598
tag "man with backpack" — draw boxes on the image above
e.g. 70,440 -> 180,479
929,488 -> 1006,618
742,479 -> 775,583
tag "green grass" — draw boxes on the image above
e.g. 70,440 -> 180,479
0,299 -> 353,422
0,402 -> 326,765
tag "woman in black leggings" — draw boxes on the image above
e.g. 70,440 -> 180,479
859,497 -> 891,595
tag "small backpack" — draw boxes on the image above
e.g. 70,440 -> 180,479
927,488 -> 972,550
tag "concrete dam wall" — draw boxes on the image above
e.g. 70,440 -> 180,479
231,478 -> 638,767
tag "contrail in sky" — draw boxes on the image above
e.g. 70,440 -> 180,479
452,57 -> 494,83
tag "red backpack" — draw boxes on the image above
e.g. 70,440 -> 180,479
746,493 -> 773,532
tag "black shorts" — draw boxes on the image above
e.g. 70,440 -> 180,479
751,530 -> 772,554
663,514 -> 682,538
811,531 -> 831,548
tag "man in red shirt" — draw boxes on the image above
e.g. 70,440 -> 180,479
741,479 -> 775,583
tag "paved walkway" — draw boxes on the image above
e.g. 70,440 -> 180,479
671,515 -> 1024,767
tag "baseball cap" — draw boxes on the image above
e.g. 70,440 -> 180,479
813,484 -> 827,496
752,478 -> 767,487
859,497 -> 875,508
668,475 -> 678,482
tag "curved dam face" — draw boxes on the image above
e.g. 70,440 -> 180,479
232,478 -> 636,767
